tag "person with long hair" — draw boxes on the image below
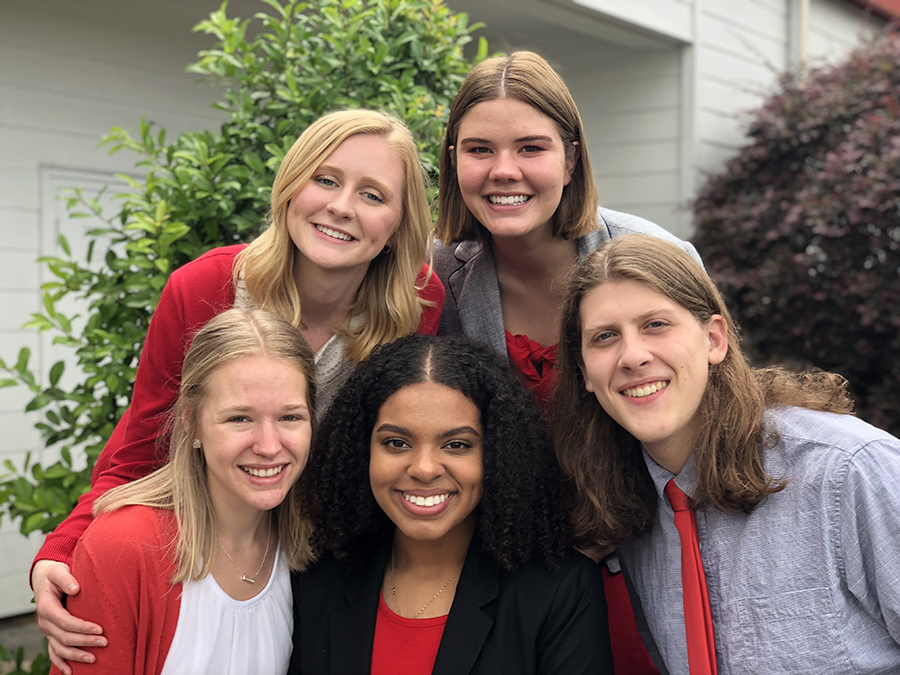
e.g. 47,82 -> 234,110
33,109 -> 444,674
554,234 -> 900,674
50,308 -> 317,675
432,49 -> 694,671
291,334 -> 613,674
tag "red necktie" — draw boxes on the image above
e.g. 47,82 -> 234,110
665,478 -> 717,675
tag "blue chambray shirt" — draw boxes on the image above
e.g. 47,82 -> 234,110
618,406 -> 900,674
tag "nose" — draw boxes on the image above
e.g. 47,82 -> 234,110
407,447 -> 444,482
326,188 -> 355,219
488,149 -> 523,182
253,422 -> 282,457
618,333 -> 652,371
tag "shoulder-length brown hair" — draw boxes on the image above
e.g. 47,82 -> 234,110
235,109 -> 433,363
95,308 -> 318,581
554,235 -> 853,548
436,51 -> 598,244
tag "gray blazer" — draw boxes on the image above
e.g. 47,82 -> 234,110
432,207 -> 702,355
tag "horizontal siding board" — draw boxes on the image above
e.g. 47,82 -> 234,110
584,108 -> 681,144
0,209 -> 39,250
594,140 -> 681,175
0,412 -> 40,455
699,10 -> 787,67
0,291 -> 38,332
0,168 -> 38,209
597,172 -> 681,205
575,75 -> 680,114
0,253 -> 40,291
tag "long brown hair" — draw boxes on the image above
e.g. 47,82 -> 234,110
95,309 -> 318,581
554,235 -> 853,547
236,109 -> 433,363
436,51 -> 597,244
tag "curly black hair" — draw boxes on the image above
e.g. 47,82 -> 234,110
302,334 -> 570,574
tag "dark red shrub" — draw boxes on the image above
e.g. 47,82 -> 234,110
692,30 -> 900,434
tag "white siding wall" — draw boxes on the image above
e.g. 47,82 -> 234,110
692,0 -> 884,186
0,0 -> 228,618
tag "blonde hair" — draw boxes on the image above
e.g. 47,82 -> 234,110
95,309 -> 317,581
554,235 -> 853,547
235,109 -> 433,362
436,51 -> 598,244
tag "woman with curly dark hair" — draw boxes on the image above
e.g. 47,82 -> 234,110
289,334 -> 612,675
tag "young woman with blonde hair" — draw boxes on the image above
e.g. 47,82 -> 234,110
34,109 -> 444,674
555,234 -> 900,674
51,307 -> 317,675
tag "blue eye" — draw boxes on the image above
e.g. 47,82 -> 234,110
362,190 -> 385,204
315,176 -> 337,187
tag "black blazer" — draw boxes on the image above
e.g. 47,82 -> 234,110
289,535 -> 613,675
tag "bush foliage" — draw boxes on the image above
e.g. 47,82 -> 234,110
692,30 -> 900,435
0,0 -> 487,535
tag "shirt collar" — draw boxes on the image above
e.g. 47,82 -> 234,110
641,446 -> 700,502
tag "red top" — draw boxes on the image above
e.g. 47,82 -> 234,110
37,246 -> 445,568
504,331 -> 558,410
370,594 -> 447,675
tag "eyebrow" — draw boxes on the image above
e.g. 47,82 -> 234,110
375,423 -> 482,438
458,134 -> 555,146
316,164 -> 395,201
217,403 -> 309,414
582,308 -> 678,334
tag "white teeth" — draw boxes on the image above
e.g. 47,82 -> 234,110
315,224 -> 353,241
242,465 -> 284,478
623,381 -> 668,398
488,195 -> 529,205
403,493 -> 450,507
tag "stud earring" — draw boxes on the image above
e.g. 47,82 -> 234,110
192,439 -> 202,450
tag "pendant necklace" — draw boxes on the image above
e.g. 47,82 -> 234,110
217,514 -> 272,584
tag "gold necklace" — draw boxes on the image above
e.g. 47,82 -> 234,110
390,548 -> 463,619
217,514 -> 272,584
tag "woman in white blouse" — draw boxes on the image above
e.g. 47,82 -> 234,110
51,308 -> 316,675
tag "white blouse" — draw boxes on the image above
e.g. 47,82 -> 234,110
160,544 -> 292,675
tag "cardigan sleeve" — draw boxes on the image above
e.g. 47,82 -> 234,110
36,246 -> 242,567
415,262 -> 445,336
54,506 -> 181,675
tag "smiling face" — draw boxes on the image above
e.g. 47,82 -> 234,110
578,280 -> 728,473
287,133 -> 405,277
455,97 -> 575,243
198,353 -> 312,520
369,381 -> 484,549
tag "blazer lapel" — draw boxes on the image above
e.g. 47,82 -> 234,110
448,241 -> 507,356
328,540 -> 390,674
431,541 -> 500,675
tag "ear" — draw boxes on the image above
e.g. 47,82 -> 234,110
706,314 -> 728,365
563,141 -> 580,187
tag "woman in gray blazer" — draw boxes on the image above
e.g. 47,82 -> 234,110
433,51 -> 699,409
432,51 -> 692,673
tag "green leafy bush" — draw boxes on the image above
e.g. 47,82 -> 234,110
692,30 -> 900,435
0,0 -> 487,534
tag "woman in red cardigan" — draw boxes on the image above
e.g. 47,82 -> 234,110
33,109 -> 445,674
53,308 -> 317,675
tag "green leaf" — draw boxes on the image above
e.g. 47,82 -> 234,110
49,361 -> 65,386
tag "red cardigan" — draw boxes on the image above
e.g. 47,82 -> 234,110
51,506 -> 182,675
37,245 -> 445,567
